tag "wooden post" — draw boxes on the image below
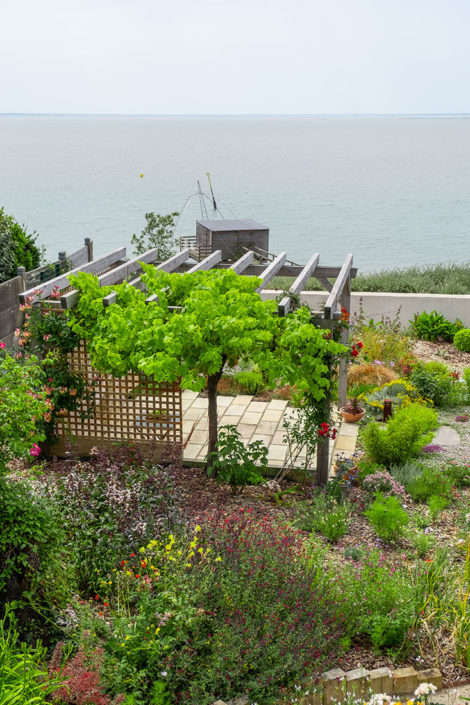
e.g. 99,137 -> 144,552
85,238 -> 93,262
316,437 -> 330,486
338,275 -> 351,409
58,251 -> 67,274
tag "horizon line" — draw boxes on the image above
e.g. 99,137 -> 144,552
2,111 -> 470,118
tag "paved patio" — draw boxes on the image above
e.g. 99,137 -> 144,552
182,390 -> 360,471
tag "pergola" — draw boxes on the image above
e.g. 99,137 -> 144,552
20,245 -> 357,484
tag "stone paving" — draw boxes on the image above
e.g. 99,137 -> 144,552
182,390 -> 360,471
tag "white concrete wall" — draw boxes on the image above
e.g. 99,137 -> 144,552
261,291 -> 470,328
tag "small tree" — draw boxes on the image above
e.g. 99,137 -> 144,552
69,268 -> 347,462
0,208 -> 44,283
131,211 -> 179,260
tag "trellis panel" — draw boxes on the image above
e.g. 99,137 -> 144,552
49,342 -> 182,459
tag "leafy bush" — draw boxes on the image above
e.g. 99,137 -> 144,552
428,494 -> 450,520
0,607 -> 64,703
389,460 -> 424,487
406,467 -> 453,504
208,425 -> 266,494
364,493 -> 410,542
409,361 -> 452,407
454,328 -> 470,352
232,369 -> 265,395
359,378 -> 430,419
295,492 -> 350,542
362,404 -> 438,466
409,530 -> 436,558
446,462 -> 470,487
334,549 -> 422,651
411,310 -> 463,342
0,351 -> 50,472
0,480 -> 64,611
0,207 -> 43,283
50,644 -> 112,705
464,368 -> 470,399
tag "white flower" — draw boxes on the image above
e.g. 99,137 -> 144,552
414,683 -> 437,697
160,670 -> 167,677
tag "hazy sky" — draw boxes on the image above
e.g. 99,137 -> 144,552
2,0 -> 470,114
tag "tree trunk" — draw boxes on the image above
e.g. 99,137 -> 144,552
206,360 -> 226,471
207,373 -> 220,468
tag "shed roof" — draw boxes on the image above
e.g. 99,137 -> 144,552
197,219 -> 268,232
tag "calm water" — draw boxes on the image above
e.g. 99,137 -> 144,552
1,115 -> 469,273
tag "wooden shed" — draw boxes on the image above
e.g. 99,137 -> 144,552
195,219 -> 269,261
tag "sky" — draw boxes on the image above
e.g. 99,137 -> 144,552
2,0 -> 470,115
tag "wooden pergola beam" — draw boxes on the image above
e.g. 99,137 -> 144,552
255,252 -> 287,293
20,247 -> 127,304
61,247 -> 160,309
229,250 -> 254,274
277,252 -> 320,316
323,254 -> 353,319
174,262 -> 357,280
186,250 -> 222,273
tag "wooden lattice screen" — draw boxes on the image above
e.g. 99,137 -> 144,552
49,342 -> 182,459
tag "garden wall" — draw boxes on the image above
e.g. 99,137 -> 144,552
262,290 -> 470,327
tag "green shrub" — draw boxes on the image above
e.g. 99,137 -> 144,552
359,378 -> 430,419
0,607 -> 64,703
406,467 -> 453,504
389,460 -> 424,487
454,328 -> 470,352
411,310 -> 463,342
446,462 -> 470,487
208,425 -> 266,494
232,369 -> 265,395
295,493 -> 350,543
409,361 -> 452,407
0,208 -> 43,283
362,404 -> 438,466
409,530 -> 436,558
464,368 -> 470,398
335,548 -> 423,651
0,480 -> 63,608
428,494 -> 450,520
364,493 -> 410,542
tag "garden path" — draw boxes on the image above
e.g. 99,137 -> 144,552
181,390 -> 359,472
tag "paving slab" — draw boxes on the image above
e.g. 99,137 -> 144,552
433,425 -> 460,446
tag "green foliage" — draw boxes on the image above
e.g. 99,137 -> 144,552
295,492 -> 350,542
364,493 -> 410,542
464,368 -> 470,398
409,361 -> 452,407
0,208 -> 43,283
446,462 -> 470,487
334,548 -> 423,651
0,480 -> 63,608
0,607 -> 64,704
131,211 -> 179,260
409,529 -> 436,558
208,425 -> 266,494
389,460 -> 424,487
362,404 -> 438,466
406,467 -> 453,504
0,351 -> 49,473
411,310 -> 463,342
454,328 -> 470,352
360,378 -> 430,419
273,262 -> 470,295
427,494 -> 450,520
231,369 -> 265,395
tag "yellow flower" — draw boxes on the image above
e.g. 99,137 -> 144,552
215,556 -> 222,562
195,525 -> 201,532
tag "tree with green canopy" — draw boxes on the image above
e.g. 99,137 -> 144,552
69,267 -> 347,462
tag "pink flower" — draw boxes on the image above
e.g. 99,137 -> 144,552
0,342 -> 5,350
30,444 -> 41,457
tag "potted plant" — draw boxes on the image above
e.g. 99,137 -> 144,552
340,397 -> 365,423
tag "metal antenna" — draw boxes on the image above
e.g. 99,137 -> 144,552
206,172 -> 217,211
197,180 -> 209,219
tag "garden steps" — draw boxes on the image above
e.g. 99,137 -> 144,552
181,392 -> 360,476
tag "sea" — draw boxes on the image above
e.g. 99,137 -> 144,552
1,114 -> 469,274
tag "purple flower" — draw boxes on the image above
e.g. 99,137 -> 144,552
30,444 -> 41,457
389,361 -> 395,367
422,444 -> 443,453
373,360 -> 382,365
455,415 -> 469,423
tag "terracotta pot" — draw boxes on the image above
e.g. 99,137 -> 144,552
340,407 -> 365,423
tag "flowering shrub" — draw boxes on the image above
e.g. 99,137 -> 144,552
0,349 -> 49,472
362,471 -> 408,504
359,378 -> 431,419
50,644 -> 114,705
17,289 -> 96,439
100,511 -> 344,705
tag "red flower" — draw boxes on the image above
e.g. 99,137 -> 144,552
351,347 -> 359,358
